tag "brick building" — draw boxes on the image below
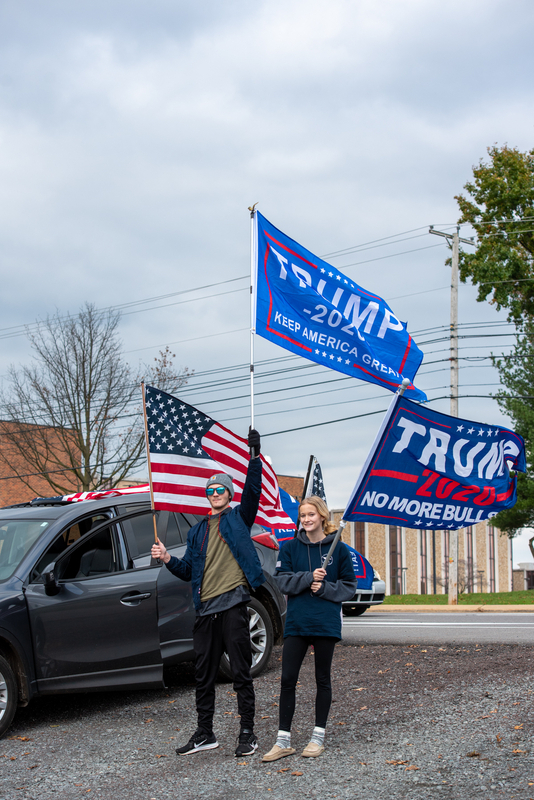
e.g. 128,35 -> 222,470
277,475 -> 304,498
0,421 -> 79,507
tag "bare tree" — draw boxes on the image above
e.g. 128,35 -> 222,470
437,558 -> 484,594
0,304 -> 192,496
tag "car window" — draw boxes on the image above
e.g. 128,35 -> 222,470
118,508 -> 183,567
0,519 -> 50,582
57,527 -> 117,581
165,513 -> 181,549
31,512 -> 111,580
120,507 -> 159,559
175,513 -> 199,540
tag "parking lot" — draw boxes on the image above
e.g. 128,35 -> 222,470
1,636 -> 532,800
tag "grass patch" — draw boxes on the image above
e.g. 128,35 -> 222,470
382,591 -> 534,605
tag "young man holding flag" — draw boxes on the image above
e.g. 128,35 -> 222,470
151,429 -> 264,757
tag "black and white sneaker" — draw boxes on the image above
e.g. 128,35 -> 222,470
175,729 -> 219,755
235,729 -> 258,757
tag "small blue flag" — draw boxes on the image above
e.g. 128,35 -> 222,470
254,212 -> 426,401
343,395 -> 526,530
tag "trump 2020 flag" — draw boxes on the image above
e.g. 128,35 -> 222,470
144,385 -> 295,531
254,212 -> 426,401
343,395 -> 526,530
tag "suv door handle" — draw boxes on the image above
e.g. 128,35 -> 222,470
120,591 -> 152,606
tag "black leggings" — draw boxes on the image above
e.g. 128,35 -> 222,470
279,636 -> 337,731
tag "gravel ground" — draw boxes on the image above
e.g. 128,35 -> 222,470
1,642 -> 532,800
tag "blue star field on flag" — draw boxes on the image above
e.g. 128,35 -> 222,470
145,385 -> 212,458
311,461 -> 327,503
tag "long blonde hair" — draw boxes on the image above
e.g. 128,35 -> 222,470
298,495 -> 337,535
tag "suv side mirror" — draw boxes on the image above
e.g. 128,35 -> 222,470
42,562 -> 60,596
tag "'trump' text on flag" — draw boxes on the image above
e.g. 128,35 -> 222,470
254,212 -> 426,402
343,395 -> 526,530
144,385 -> 295,532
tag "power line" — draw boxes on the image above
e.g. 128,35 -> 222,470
0,277 -> 249,341
124,327 -> 248,355
339,243 -> 444,270
321,225 -> 431,258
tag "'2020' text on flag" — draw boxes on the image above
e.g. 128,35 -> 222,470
144,385 -> 295,531
254,212 -> 426,401
343,394 -> 526,530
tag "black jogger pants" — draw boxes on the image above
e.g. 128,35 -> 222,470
193,603 -> 255,733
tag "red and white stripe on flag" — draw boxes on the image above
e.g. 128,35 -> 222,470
63,485 -> 150,502
150,420 -> 295,530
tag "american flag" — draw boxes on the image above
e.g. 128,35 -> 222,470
144,385 -> 295,531
303,456 -> 327,504
61,486 -> 151,502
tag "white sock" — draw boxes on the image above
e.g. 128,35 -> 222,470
310,726 -> 325,746
275,729 -> 291,749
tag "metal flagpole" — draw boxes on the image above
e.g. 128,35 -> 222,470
141,381 -> 159,545
323,520 -> 347,566
324,379 -> 411,572
302,455 -> 315,500
248,204 -> 258,431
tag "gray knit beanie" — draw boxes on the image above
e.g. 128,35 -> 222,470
206,473 -> 234,500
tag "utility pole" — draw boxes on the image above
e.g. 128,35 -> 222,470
429,226 -> 475,605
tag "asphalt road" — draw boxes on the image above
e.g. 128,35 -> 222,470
342,612 -> 534,645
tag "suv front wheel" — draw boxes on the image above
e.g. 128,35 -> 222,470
219,597 -> 274,679
0,655 -> 17,738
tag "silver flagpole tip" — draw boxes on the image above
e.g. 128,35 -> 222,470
398,377 -> 411,396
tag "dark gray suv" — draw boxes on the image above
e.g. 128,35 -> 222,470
0,494 -> 286,738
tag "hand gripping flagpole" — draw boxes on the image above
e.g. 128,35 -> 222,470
248,204 -> 258,451
325,378 -> 411,569
141,381 -> 159,545
323,520 -> 347,566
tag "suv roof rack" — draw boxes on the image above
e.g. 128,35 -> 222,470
29,498 -> 74,506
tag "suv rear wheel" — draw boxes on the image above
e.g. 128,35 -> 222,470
0,655 -> 17,738
219,597 -> 274,679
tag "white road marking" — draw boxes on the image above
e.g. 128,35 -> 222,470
343,621 -> 534,627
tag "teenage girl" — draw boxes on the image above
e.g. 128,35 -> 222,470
262,495 -> 357,761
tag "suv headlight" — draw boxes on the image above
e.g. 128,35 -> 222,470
373,569 -> 381,581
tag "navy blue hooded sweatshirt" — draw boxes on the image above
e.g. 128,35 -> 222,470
275,529 -> 357,640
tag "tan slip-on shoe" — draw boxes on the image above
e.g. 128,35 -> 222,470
261,744 -> 296,762
301,742 -> 325,757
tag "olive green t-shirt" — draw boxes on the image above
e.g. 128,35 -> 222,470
200,514 -> 247,602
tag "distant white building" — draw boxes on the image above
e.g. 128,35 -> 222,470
512,562 -> 534,592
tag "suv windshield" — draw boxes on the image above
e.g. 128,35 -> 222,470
0,519 -> 50,581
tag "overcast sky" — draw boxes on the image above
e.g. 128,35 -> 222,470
1,0 -> 533,562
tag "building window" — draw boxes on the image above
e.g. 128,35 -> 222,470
389,526 -> 402,595
420,530 -> 428,595
488,525 -> 496,593
354,521 -> 365,555
465,526 -> 474,593
443,530 -> 449,594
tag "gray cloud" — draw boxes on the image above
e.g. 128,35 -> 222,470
0,0 -> 532,505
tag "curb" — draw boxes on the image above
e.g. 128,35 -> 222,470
367,604 -> 534,613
